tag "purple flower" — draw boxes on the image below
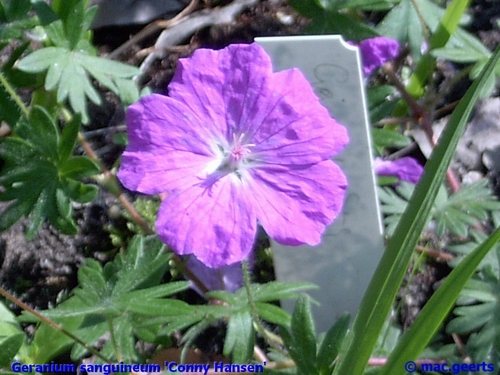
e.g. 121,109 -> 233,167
374,157 -> 424,184
186,256 -> 247,294
358,37 -> 400,76
118,43 -> 349,268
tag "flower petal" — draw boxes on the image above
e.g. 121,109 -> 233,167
246,67 -> 349,166
374,157 -> 423,184
156,177 -> 257,268
359,37 -> 400,76
186,255 -> 246,294
169,43 -> 348,166
117,94 -> 217,194
168,43 -> 272,139
244,161 -> 347,246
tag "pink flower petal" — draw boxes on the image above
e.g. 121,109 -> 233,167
156,177 -> 257,268
359,37 -> 400,76
186,255 -> 247,294
374,157 -> 423,184
244,161 -> 347,246
118,43 -> 349,268
117,94 -> 217,194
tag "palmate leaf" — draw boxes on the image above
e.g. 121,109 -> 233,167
280,295 -> 318,375
17,47 -> 139,123
0,0 -> 36,48
23,235 -> 191,361
224,309 -> 254,363
380,226 -> 500,375
449,230 -> 500,273
439,270 -> 500,364
0,107 -> 99,236
288,0 -> 378,40
379,179 -> 500,238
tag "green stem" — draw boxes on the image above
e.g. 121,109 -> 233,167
242,261 -> 287,356
0,71 -> 29,118
0,286 -> 113,363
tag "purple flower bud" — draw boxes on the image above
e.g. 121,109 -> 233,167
358,37 -> 400,76
186,256 -> 246,294
374,157 -> 423,184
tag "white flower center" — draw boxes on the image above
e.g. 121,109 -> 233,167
217,133 -> 254,175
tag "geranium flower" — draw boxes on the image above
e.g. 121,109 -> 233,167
118,43 -> 349,268
358,37 -> 400,76
186,256 -> 247,295
374,157 -> 423,184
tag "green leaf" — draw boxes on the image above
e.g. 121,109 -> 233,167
0,194 -> 38,231
124,299 -> 193,317
59,113 -> 81,162
290,295 -> 318,375
324,11 -> 378,41
111,235 -> 169,294
17,47 -> 139,123
79,54 -> 141,79
71,315 -> 108,360
108,315 -> 137,362
367,85 -> 398,124
288,0 -> 324,19
332,0 -> 399,10
224,309 -> 254,363
76,259 -> 108,302
334,43 -> 500,375
0,137 -> 35,162
31,315 -> 83,363
64,0 -> 86,49
59,156 -> 100,179
25,192 -> 48,240
45,185 -> 78,235
0,333 -> 24,367
62,179 -> 98,203
380,179 -> 500,237
1,0 -> 31,21
45,49 -> 69,90
380,226 -> 500,375
406,0 -> 471,97
0,74 -> 22,126
116,282 -> 189,303
252,281 -> 317,302
372,128 -> 411,150
255,302 -> 291,326
44,19 -> 68,48
32,0 -> 58,25
317,313 -> 350,375
377,0 -> 421,55
114,77 -> 140,105
446,302 -> 495,333
16,47 -> 64,72
28,105 -> 60,161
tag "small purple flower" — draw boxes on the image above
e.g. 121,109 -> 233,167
186,256 -> 246,294
118,43 -> 349,268
358,37 -> 400,76
374,157 -> 424,184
